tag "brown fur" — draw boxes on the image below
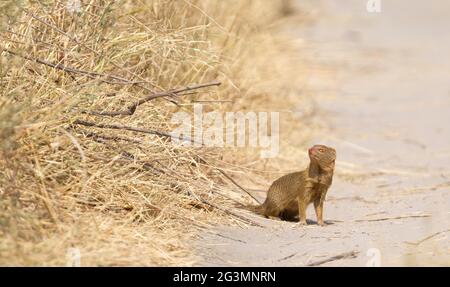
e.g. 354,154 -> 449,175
250,145 -> 336,226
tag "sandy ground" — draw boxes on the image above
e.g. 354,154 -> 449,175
194,0 -> 450,266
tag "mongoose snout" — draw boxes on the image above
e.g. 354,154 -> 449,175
248,144 -> 336,226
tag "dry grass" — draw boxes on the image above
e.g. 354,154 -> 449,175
0,0 -> 311,266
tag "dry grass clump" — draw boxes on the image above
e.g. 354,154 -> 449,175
0,0 -> 310,265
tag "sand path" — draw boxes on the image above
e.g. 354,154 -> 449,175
195,0 -> 450,266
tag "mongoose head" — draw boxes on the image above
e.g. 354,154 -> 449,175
308,145 -> 336,169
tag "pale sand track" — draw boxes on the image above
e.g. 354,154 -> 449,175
194,0 -> 450,266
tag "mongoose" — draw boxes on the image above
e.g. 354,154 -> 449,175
251,145 -> 336,226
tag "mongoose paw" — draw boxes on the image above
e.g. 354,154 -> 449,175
317,221 -> 325,227
292,221 -> 307,228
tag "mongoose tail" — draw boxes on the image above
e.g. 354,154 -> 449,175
244,201 -> 266,216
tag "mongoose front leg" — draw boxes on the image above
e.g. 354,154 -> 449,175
314,198 -> 323,226
314,189 -> 328,226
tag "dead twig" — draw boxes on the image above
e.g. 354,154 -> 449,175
79,130 -> 143,144
306,251 -> 359,266
210,187 -> 250,206
213,233 -> 247,244
196,155 -> 261,204
72,119 -> 200,145
278,251 -> 308,262
72,119 -> 172,139
216,168 -> 262,204
199,198 -> 263,227
2,48 -> 144,85
84,81 -> 221,116
404,229 -> 450,246
355,214 -> 431,222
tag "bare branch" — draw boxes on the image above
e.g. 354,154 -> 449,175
196,155 -> 261,204
2,48 -> 144,85
405,229 -> 450,246
72,119 -> 173,138
306,251 -> 359,266
355,214 -> 431,222
84,81 -> 221,116
71,119 -> 200,145
78,130 -> 143,144
197,197 -> 263,227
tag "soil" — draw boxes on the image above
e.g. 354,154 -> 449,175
194,0 -> 450,266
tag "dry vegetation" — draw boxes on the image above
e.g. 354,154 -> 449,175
0,0 -> 312,266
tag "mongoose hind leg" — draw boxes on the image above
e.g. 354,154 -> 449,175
297,198 -> 307,225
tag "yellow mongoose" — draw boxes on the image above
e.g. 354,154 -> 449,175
252,145 -> 336,226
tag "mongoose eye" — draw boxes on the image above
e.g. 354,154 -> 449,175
319,149 -> 324,153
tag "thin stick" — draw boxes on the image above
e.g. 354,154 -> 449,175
2,48 -> 143,85
80,130 -> 143,144
213,233 -> 247,244
84,81 -> 221,116
355,214 -> 431,222
404,229 -> 450,246
278,251 -> 308,262
199,198 -> 263,227
196,155 -> 261,204
72,119 -> 199,144
72,119 -> 172,138
216,168 -> 262,204
192,100 -> 233,103
210,187 -> 249,206
306,251 -> 359,266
